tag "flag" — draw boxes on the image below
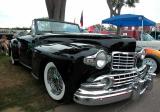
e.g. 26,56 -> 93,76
74,18 -> 76,23
80,11 -> 83,27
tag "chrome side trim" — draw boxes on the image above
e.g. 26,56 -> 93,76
19,61 -> 32,69
31,72 -> 39,80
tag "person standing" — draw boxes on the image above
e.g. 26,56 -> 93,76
0,35 -> 9,55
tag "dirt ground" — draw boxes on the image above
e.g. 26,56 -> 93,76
0,54 -> 58,112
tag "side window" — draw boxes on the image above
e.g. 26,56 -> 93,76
158,35 -> 160,40
141,34 -> 147,41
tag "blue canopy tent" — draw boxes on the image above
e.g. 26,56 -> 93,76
102,14 -> 156,27
102,14 -> 156,40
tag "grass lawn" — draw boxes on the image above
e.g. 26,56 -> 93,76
0,53 -> 58,112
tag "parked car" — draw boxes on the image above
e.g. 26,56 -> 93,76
143,48 -> 160,73
10,18 -> 155,106
150,31 -> 160,40
136,33 -> 160,50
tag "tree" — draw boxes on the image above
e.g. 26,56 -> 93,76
106,0 -> 139,34
45,0 -> 66,21
106,0 -> 139,17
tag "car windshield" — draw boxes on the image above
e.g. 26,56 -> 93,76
141,33 -> 155,41
36,20 -> 80,33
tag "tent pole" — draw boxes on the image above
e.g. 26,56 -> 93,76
100,23 -> 102,33
141,18 -> 144,40
155,26 -> 156,39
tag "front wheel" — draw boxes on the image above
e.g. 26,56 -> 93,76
143,57 -> 160,74
44,62 -> 69,102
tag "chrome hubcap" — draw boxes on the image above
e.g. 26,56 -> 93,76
143,58 -> 157,73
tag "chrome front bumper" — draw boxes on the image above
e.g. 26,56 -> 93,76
73,65 -> 156,106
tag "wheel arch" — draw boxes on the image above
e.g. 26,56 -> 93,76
33,53 -> 74,82
145,54 -> 160,64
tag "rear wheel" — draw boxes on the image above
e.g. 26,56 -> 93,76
44,62 -> 71,102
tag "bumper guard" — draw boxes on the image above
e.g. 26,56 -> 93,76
73,65 -> 156,106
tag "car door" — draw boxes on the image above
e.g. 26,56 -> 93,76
18,35 -> 35,68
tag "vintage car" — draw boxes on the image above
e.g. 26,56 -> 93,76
143,48 -> 160,73
136,33 -> 160,50
10,18 -> 156,106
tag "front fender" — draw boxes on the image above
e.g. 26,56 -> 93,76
32,42 -> 102,90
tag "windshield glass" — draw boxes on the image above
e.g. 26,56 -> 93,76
36,20 -> 80,33
141,33 -> 155,41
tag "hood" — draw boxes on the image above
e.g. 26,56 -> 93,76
38,33 -> 136,53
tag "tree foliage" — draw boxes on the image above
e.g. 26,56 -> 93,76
106,0 -> 139,17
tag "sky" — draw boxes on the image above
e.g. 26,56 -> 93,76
0,0 -> 159,28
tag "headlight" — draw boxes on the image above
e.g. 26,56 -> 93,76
137,49 -> 146,59
84,50 -> 111,69
96,50 -> 107,69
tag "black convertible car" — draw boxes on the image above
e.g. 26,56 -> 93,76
10,18 -> 156,105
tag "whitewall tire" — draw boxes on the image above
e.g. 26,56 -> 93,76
44,62 -> 65,101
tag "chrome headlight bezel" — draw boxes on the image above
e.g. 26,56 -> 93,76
83,50 -> 111,69
137,48 -> 146,60
95,50 -> 108,69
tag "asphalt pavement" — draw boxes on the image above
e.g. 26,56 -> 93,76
54,77 -> 160,112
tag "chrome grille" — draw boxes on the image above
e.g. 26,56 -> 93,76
112,72 -> 137,89
109,65 -> 147,90
112,52 -> 136,71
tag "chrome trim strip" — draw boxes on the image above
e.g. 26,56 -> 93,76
114,75 -> 138,81
81,83 -> 106,88
76,87 -> 131,96
31,72 -> 39,80
19,61 -> 32,69
74,89 -> 132,99
114,79 -> 133,84
113,82 -> 132,87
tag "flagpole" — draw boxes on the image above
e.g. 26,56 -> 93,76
74,18 -> 76,23
80,11 -> 83,29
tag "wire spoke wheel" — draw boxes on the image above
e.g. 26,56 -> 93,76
143,58 -> 157,73
44,62 -> 65,100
